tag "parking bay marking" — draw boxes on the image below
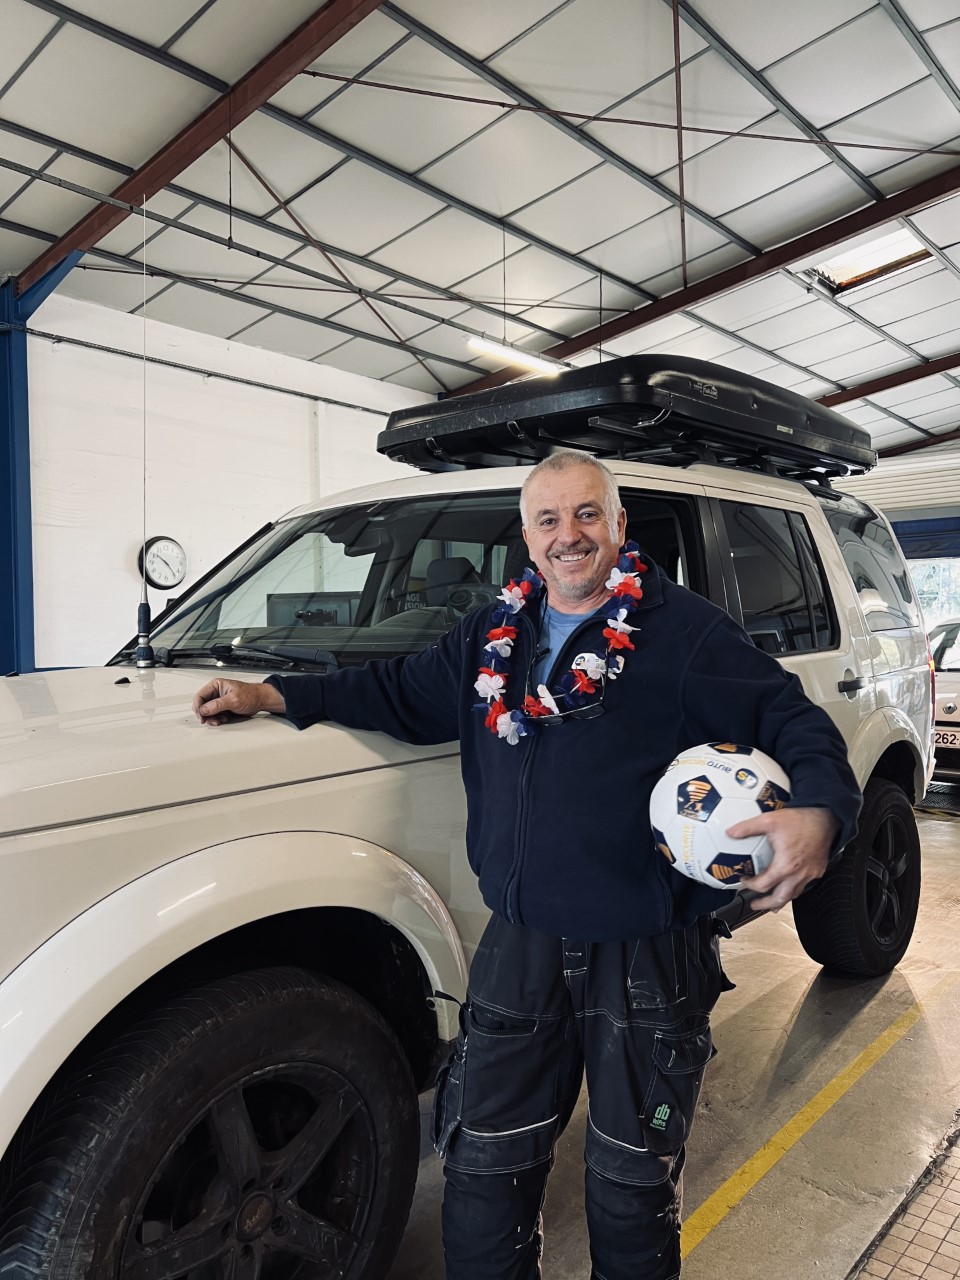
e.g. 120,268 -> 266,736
682,971 -> 960,1257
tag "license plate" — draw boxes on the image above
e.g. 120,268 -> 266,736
935,729 -> 960,747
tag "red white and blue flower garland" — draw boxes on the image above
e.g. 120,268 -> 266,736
473,542 -> 648,745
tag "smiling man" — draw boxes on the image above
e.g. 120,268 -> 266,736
193,449 -> 861,1280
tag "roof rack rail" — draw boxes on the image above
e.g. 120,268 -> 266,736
377,354 -> 876,483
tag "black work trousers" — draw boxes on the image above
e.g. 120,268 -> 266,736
432,911 -> 729,1280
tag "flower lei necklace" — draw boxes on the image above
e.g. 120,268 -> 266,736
473,541 -> 648,745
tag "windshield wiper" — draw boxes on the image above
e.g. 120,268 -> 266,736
209,642 -> 339,670
148,643 -> 337,671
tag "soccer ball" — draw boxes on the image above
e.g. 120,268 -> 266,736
649,743 -> 791,889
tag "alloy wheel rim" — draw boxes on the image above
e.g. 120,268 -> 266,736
119,1062 -> 375,1280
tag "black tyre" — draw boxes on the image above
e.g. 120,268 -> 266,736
793,778 -> 921,976
0,967 -> 419,1279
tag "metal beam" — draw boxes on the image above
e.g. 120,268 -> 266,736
667,0 -> 881,200
450,161 -> 960,395
16,0 -> 385,294
0,114 -> 571,344
818,348 -> 960,406
383,2 -> 760,255
880,425 -> 960,458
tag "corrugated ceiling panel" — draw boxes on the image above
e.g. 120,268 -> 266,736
0,225 -> 49,277
736,299 -> 849,350
177,203 -> 313,262
581,205 -> 726,282
722,163 -> 867,250
66,0 -> 209,46
325,297 -> 434,343
371,207 -> 524,286
692,273 -> 808,329
221,113 -> 348,208
230,311 -> 349,359
268,11 -> 407,119
911,194 -> 960,250
828,77 -> 960,177
418,110 -> 596,218
3,153 -> 121,235
144,282 -> 270,337
95,192 -> 194,257
914,327 -> 960,360
321,336 -> 432,379
488,0 -> 704,118
659,117 -> 828,217
775,321 -> 887,367
452,244 -> 592,303
869,374 -> 957,407
167,0 -> 321,83
585,47 -> 772,176
237,268 -> 358,322
642,326 -> 741,362
57,258 -> 169,311
309,41 -> 506,174
811,343 -> 918,382
0,129 -> 55,207
870,137 -> 960,197
603,313 -> 700,357
513,164 -> 669,256
393,0 -> 563,63
851,270 -> 960,326
682,0 -> 873,72
130,224 -> 269,283
764,9 -> 927,129
0,2 -> 58,89
383,361 -> 448,394
0,25 -> 215,166
886,300 -> 960,346
283,161 -> 444,256
640,243 -> 752,297
899,0 -> 960,28
927,20 -> 960,87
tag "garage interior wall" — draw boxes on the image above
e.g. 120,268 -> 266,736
27,295 -> 421,669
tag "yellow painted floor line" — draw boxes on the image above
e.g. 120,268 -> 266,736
682,971 -> 959,1258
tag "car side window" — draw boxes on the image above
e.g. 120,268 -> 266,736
824,503 -> 920,633
719,501 -> 837,655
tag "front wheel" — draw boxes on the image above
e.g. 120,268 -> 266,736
0,967 -> 420,1279
792,778 -> 921,976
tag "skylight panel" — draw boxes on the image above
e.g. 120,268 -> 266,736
813,228 -> 931,294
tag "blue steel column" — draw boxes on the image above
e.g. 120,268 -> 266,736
0,252 -> 81,674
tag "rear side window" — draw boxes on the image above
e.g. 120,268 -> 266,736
825,504 -> 919,632
719,502 -> 837,655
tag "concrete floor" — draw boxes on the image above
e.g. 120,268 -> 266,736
387,804 -> 960,1280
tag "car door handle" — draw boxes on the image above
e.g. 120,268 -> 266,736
837,675 -> 868,693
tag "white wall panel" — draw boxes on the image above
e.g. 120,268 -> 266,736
27,297 -> 421,668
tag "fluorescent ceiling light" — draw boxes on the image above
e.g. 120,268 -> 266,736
468,335 -> 565,376
814,228 -> 930,293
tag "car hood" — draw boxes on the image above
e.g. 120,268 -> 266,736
0,666 -> 448,836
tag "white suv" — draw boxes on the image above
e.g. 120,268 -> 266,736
0,355 -> 934,1279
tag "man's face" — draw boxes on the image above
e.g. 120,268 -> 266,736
522,464 -> 626,611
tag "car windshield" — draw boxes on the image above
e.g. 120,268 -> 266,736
929,621 -> 960,673
111,491 -> 526,669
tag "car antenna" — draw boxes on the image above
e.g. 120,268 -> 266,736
135,194 -> 155,670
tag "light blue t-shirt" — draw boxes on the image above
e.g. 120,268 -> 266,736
531,605 -> 602,690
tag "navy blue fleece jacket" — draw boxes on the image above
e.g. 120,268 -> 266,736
266,559 -> 862,941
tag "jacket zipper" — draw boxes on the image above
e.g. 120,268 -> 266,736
500,605 -> 609,925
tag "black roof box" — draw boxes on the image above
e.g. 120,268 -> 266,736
378,354 -> 876,480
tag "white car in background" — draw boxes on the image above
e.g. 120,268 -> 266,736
929,617 -> 960,781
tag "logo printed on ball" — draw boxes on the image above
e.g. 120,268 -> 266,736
677,777 -> 722,821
